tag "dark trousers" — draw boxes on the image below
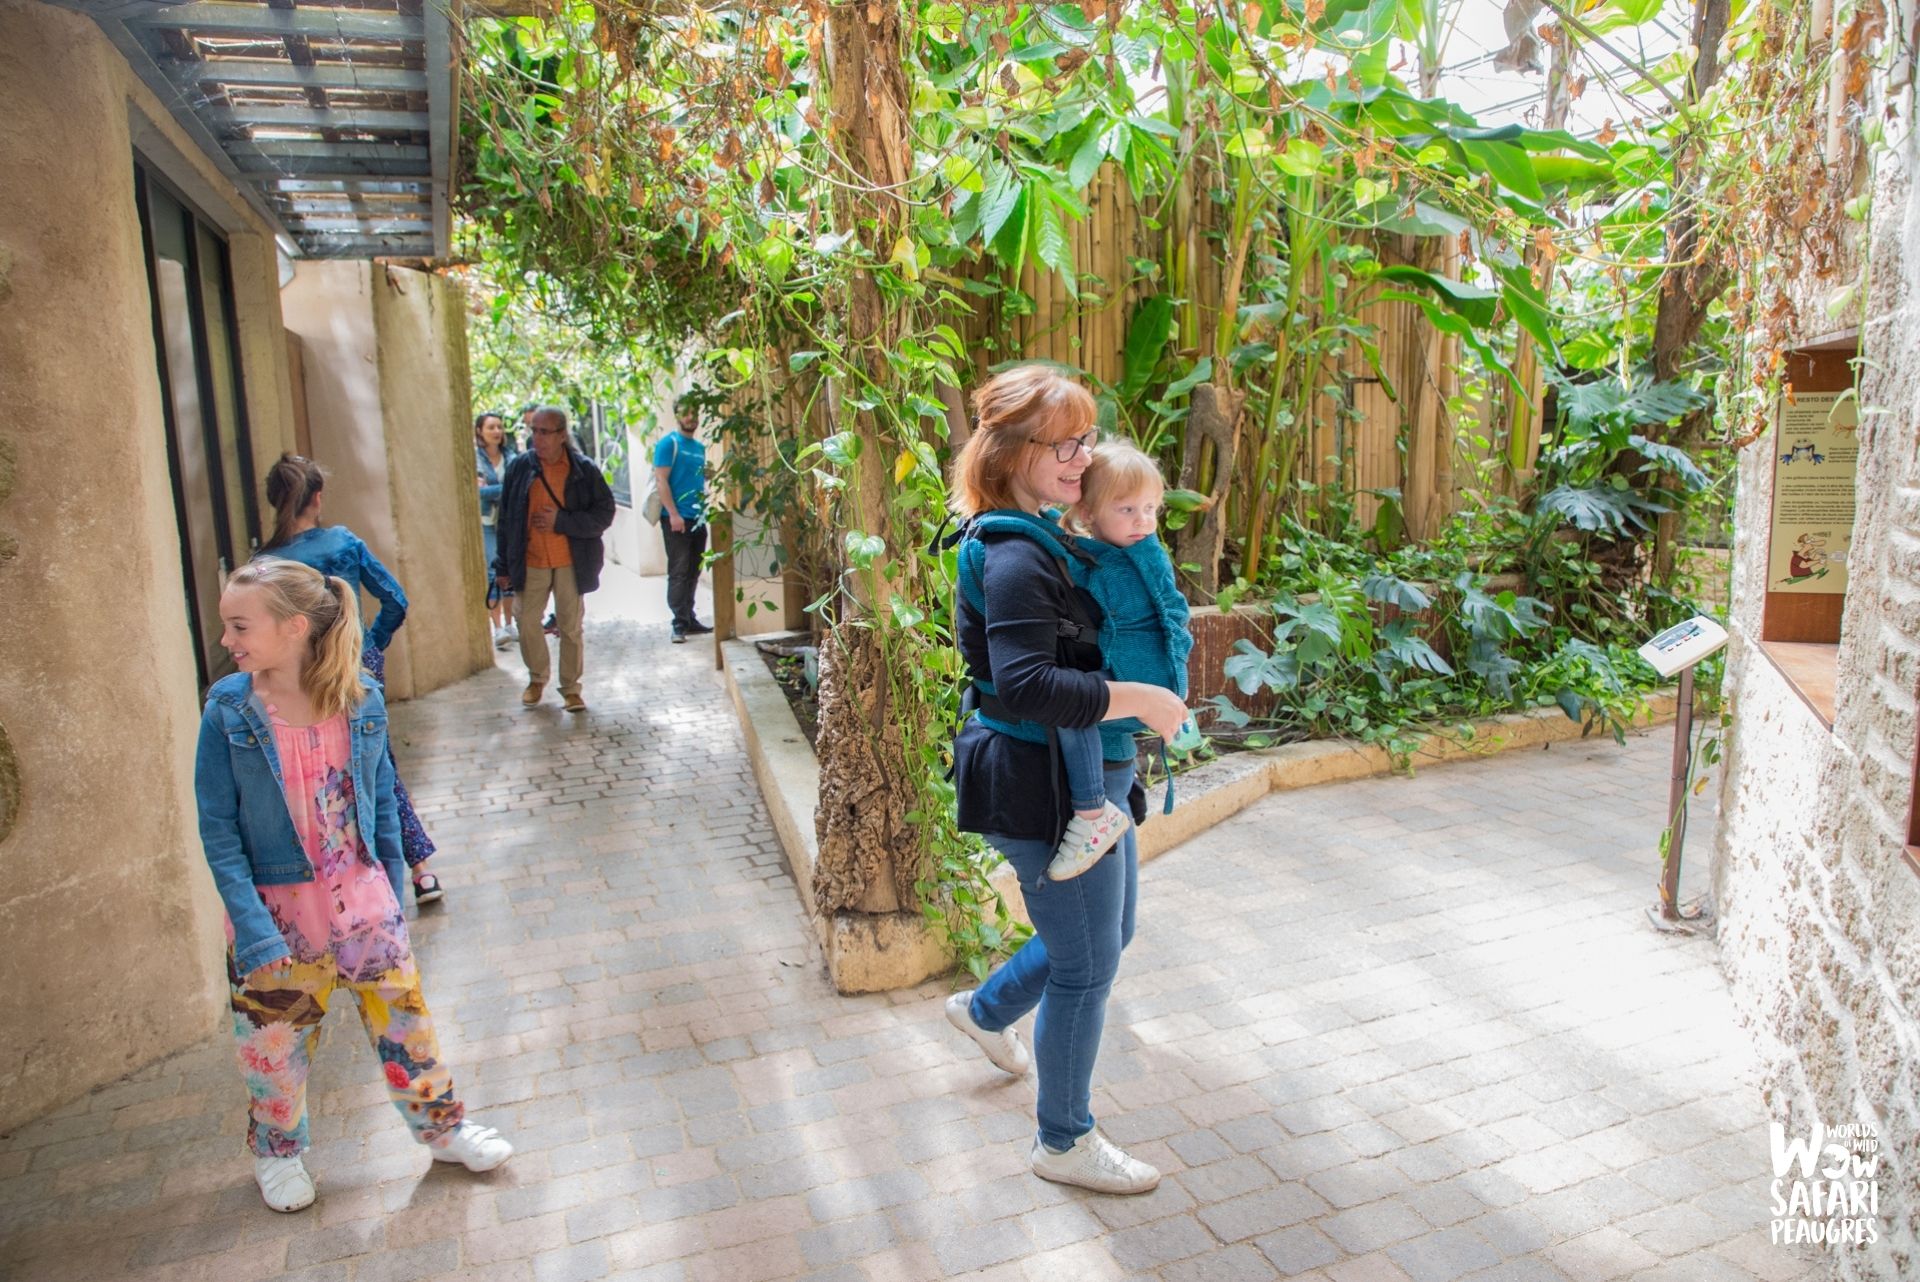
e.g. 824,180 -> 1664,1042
661,520 -> 707,631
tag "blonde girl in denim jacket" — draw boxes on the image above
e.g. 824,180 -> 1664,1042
195,559 -> 511,1212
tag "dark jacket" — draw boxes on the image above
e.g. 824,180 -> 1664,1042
492,446 -> 617,594
953,532 -> 1147,844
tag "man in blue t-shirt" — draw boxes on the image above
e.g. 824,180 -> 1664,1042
651,396 -> 710,642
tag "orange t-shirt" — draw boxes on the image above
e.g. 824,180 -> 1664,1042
525,455 -> 573,569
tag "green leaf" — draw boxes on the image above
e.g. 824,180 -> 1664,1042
843,530 -> 886,567
1627,435 -> 1712,491
1163,488 -> 1208,512
1067,127 -> 1107,189
821,431 -> 861,467
1352,175 -> 1390,208
992,186 -> 1030,274
1494,265 -> 1558,356
941,151 -> 987,194
1376,265 -> 1499,327
788,350 -> 826,373
1030,197 -> 1073,294
1460,139 -> 1544,203
977,161 -> 1022,246
1165,357 -> 1213,398
889,593 -> 926,629
1360,572 -> 1431,612
1276,138 -> 1326,177
1120,295 -> 1174,401
1374,289 -> 1522,395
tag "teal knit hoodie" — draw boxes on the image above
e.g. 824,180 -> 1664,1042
956,509 -> 1194,759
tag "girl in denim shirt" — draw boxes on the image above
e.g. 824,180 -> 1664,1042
261,454 -> 445,905
196,559 -> 510,1212
475,412 -> 519,647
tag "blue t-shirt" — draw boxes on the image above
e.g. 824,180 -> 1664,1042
652,431 -> 707,526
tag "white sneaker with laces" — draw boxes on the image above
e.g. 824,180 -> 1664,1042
1047,801 -> 1130,881
254,1153 -> 316,1212
501,622 -> 519,643
430,1121 -> 513,1172
945,990 -> 1030,1076
1029,1128 -> 1161,1195
492,625 -> 510,649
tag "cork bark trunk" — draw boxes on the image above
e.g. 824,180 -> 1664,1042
810,0 -> 923,917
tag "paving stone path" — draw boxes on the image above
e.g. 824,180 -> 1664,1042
0,599 -> 1822,1281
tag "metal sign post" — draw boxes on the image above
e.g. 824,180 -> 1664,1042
1637,617 -> 1729,935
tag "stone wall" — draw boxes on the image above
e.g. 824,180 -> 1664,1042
282,261 -> 492,700
1709,63 -> 1920,1278
0,0 -> 291,1129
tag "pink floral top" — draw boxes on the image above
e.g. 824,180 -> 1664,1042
248,705 -> 413,981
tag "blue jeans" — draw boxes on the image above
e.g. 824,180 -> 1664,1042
1057,725 -> 1108,814
971,761 -> 1139,1152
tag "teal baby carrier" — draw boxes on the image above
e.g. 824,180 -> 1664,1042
954,509 -> 1191,813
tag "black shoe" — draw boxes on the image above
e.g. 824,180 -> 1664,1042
671,629 -> 687,644
683,620 -> 713,635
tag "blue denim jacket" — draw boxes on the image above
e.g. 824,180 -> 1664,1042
194,672 -> 403,974
262,526 -> 408,651
476,444 -> 516,522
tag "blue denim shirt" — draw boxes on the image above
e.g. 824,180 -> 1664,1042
476,444 -> 517,523
194,672 -> 403,974
262,526 -> 408,651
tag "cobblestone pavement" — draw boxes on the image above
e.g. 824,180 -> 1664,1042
0,592 -> 1821,1282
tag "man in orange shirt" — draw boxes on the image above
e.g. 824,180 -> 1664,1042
491,407 -> 616,712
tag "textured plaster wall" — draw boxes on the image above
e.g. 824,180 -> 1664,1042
1710,67 -> 1920,1280
0,0 -> 293,1128
370,265 -> 493,693
282,261 -> 490,699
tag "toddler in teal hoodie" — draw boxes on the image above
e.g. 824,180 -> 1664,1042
1049,442 -> 1195,881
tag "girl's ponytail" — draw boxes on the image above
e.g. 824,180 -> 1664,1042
226,559 -> 367,719
306,576 -> 367,719
263,454 -> 326,549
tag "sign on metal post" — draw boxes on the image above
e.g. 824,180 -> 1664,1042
1637,616 -> 1729,934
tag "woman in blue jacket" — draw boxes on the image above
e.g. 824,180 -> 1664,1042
260,453 -> 445,906
942,366 -> 1188,1196
475,411 -> 518,648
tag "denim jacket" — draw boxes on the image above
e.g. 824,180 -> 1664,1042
476,444 -> 516,525
194,672 -> 403,974
262,526 -> 408,651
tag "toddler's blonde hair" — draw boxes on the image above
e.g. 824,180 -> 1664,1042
1071,441 -> 1167,534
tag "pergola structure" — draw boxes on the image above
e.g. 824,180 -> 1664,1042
51,0 -> 463,259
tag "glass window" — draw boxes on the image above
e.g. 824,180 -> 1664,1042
135,163 -> 259,688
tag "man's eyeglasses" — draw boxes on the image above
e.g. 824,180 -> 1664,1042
531,427 -> 567,437
1032,430 -> 1097,462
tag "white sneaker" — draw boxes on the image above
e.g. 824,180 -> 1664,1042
429,1121 -> 513,1172
1048,801 -> 1130,881
501,623 -> 519,644
945,990 -> 1030,1076
492,625 -> 510,649
254,1153 -> 316,1212
1030,1128 -> 1161,1195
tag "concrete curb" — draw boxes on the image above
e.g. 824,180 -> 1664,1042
718,638 -> 1679,992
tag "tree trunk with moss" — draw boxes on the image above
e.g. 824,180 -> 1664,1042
810,0 -> 923,918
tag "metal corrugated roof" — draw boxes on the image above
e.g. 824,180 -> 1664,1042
58,0 -> 457,260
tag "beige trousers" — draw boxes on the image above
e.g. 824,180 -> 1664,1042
519,564 -> 584,695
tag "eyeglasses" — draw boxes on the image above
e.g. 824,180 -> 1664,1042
531,427 -> 567,437
1032,430 -> 1097,462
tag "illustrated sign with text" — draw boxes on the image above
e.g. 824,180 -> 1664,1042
1768,392 -> 1857,595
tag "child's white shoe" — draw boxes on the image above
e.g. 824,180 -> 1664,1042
430,1121 -> 513,1172
254,1153 -> 316,1212
1048,801 -> 1130,881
